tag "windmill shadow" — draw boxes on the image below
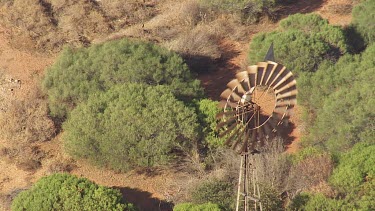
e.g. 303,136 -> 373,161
115,186 -> 173,211
277,121 -> 296,147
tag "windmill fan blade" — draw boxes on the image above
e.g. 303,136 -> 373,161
265,62 -> 278,85
273,71 -> 293,90
275,79 -> 297,94
216,110 -> 237,119
262,62 -> 276,85
273,107 -> 293,118
220,88 -> 233,100
227,79 -> 246,94
225,126 -> 242,146
236,71 -> 249,82
257,62 -> 268,85
218,122 -> 238,137
276,98 -> 297,107
232,128 -> 246,152
217,117 -> 237,130
231,92 -> 242,102
269,66 -> 286,87
247,65 -> 257,87
276,89 -> 298,100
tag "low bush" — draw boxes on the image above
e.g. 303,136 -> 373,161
11,173 -> 136,210
191,99 -> 223,148
174,202 -> 221,211
288,193 -> 344,211
329,142 -> 375,193
191,179 -> 235,210
63,84 -> 199,172
43,38 -> 202,118
0,89 -> 55,144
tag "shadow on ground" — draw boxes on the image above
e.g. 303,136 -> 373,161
116,186 -> 173,211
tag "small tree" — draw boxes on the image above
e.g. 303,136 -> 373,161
43,38 -> 202,118
191,99 -> 224,148
63,83 -> 199,171
191,179 -> 235,210
11,173 -> 136,210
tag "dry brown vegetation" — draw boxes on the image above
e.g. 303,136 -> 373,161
0,0 -> 157,52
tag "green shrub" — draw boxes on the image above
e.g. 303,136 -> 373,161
191,179 -> 235,211
191,99 -> 224,148
280,13 -> 348,53
11,173 -> 136,211
329,142 -> 375,192
174,202 -> 221,211
63,83 -> 199,171
352,0 -> 375,45
288,193 -> 344,211
300,44 -> 375,152
259,184 -> 283,211
248,14 -> 348,76
249,30 -> 330,76
43,38 -> 202,118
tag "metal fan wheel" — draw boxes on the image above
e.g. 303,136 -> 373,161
217,61 -> 297,153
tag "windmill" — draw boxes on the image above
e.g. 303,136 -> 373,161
217,44 -> 297,211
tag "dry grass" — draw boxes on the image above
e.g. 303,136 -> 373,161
288,153 -> 334,193
0,0 -> 158,52
0,88 -> 55,144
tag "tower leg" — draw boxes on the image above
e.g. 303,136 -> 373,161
236,153 -> 263,211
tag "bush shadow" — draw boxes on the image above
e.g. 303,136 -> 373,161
183,45 -> 241,100
115,186 -> 173,211
278,0 -> 325,19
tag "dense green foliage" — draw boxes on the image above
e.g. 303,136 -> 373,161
329,142 -> 375,193
63,84 -> 199,171
191,179 -> 235,211
191,99 -> 224,147
289,193 -> 344,211
352,0 -> 375,45
43,38 -> 202,118
248,14 -> 348,76
300,44 -> 375,152
11,173 -> 135,211
174,202 -> 221,211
